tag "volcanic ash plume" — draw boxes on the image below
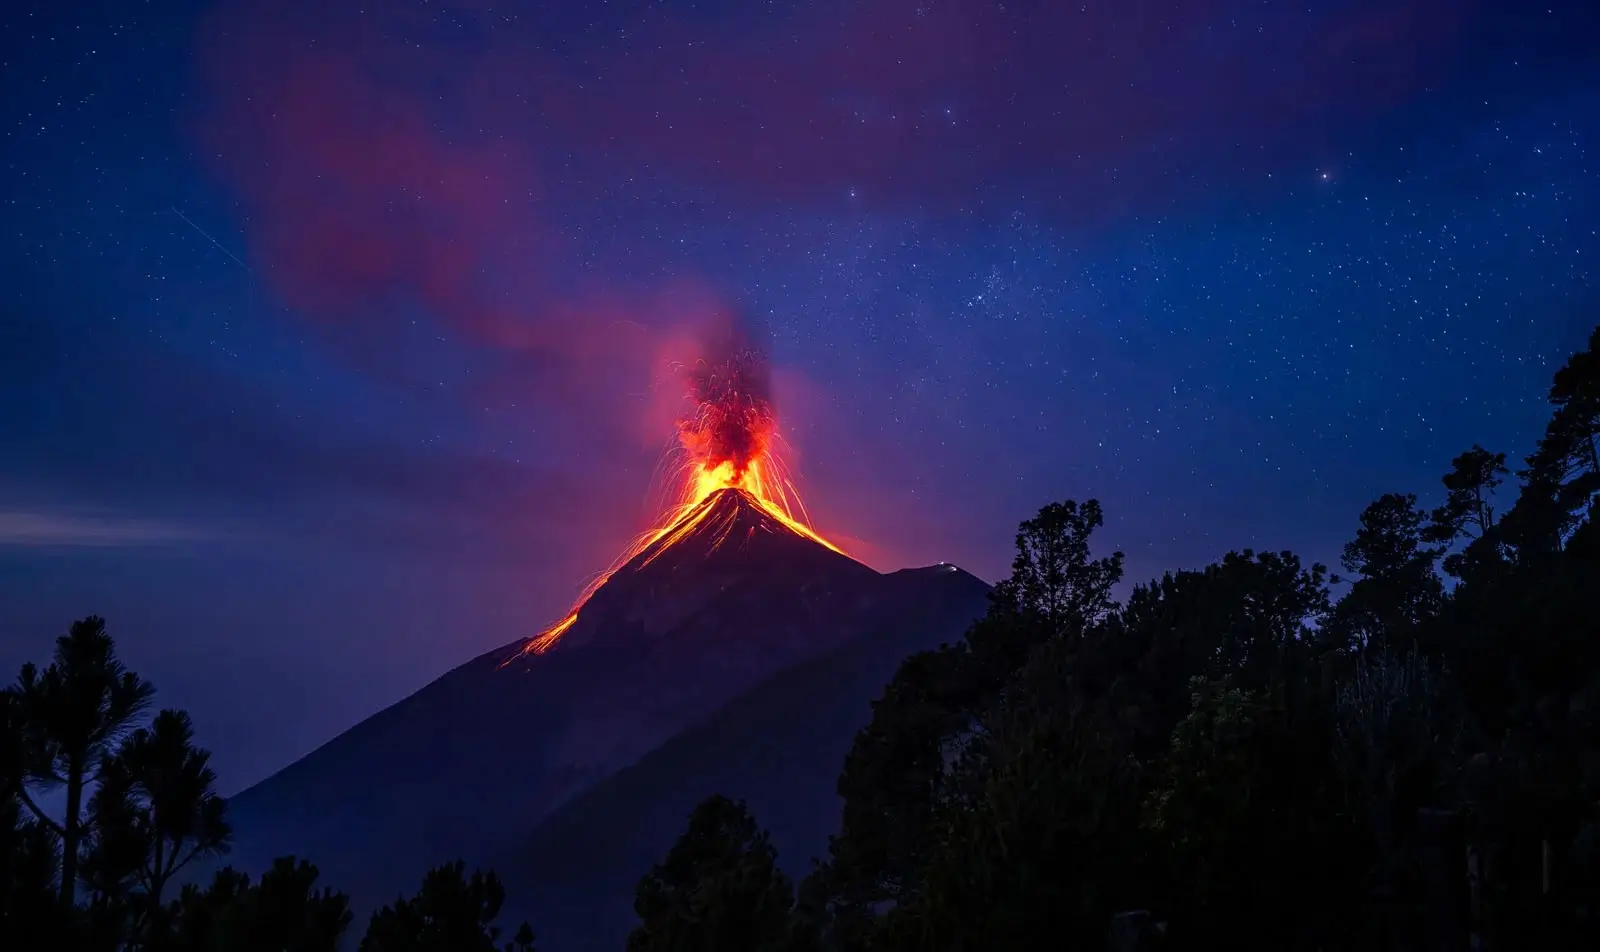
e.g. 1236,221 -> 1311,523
514,315 -> 842,658
677,337 -> 775,481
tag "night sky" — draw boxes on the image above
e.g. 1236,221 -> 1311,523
3,0 -> 1597,793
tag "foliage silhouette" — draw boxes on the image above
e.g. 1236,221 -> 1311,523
151,858 -> 351,952
627,795 -> 794,952
674,322 -> 1600,951
0,623 -> 524,952
360,860 -> 535,952
10,616 -> 154,909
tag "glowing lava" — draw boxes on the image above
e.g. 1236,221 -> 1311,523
516,345 -> 843,658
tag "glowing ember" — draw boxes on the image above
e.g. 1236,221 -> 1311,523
515,345 -> 843,658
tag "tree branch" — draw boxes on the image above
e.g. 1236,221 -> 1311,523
15,785 -> 65,836
167,840 -> 212,881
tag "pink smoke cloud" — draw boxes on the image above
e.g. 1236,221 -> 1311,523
195,0 -> 1478,370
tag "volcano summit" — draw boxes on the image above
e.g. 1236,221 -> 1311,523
521,328 -> 838,656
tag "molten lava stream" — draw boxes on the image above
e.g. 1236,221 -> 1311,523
516,454 -> 842,658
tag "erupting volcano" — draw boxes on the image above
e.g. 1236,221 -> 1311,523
216,313 -> 985,952
216,314 -> 993,952
519,333 -> 844,657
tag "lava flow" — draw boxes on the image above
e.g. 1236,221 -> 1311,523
516,344 -> 843,657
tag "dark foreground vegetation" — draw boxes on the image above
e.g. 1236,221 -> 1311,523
5,327 -> 1599,951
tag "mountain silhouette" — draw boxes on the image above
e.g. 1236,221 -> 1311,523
217,488 -> 990,939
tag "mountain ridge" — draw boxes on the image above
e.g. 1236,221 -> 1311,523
212,492 -> 991,938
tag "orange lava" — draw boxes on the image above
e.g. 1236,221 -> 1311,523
516,444 -> 843,658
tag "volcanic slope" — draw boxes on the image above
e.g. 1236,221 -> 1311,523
218,487 -> 991,917
494,561 -> 988,952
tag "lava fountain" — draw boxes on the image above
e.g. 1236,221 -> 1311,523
515,339 -> 843,657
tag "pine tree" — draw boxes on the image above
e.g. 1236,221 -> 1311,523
10,616 -> 154,909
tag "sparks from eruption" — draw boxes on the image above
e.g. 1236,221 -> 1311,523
512,347 -> 843,659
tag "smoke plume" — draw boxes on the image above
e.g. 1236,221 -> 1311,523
676,315 -> 776,479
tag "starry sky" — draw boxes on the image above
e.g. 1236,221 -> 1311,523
3,0 -> 1597,793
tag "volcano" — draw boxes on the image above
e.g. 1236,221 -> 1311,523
217,483 -> 990,945
609,485 -> 843,579
538,486 -> 868,655
218,327 -> 990,945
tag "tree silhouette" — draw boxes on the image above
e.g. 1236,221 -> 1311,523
1089,549 -> 1330,746
883,647 -> 1145,952
825,643 -> 974,917
1329,493 -> 1443,655
77,748 -> 152,942
749,326 -> 1598,947
68,708 -> 233,943
628,796 -> 793,952
0,791 -> 63,948
10,615 -> 155,909
152,857 -> 352,952
1541,326 -> 1600,485
1141,676 -> 1359,950
1,618 -> 546,952
995,499 -> 1125,639
806,500 -> 1127,947
361,860 -> 534,952
1519,326 -> 1600,547
0,690 -> 65,949
119,709 -> 230,912
1424,445 -> 1511,579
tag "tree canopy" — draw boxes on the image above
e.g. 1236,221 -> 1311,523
648,325 -> 1600,952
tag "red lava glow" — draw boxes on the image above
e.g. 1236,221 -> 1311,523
515,350 -> 842,658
